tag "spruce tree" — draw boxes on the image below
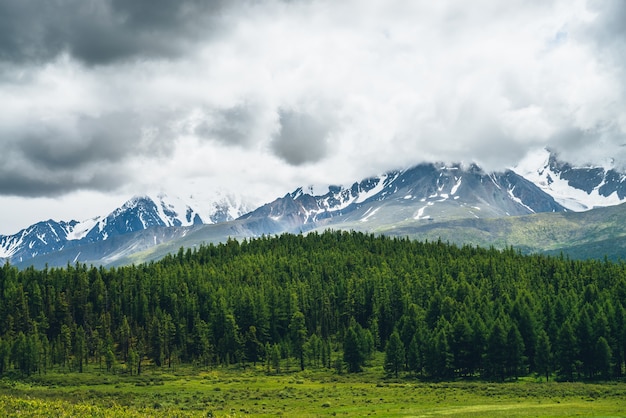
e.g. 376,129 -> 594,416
486,321 -> 507,381
556,321 -> 577,381
343,326 -> 365,373
534,329 -> 552,382
289,311 -> 307,371
595,337 -> 612,380
384,331 -> 405,378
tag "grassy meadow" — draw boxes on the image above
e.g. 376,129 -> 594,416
1,359 -> 625,417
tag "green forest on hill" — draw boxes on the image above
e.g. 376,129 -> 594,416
1,231 -> 625,382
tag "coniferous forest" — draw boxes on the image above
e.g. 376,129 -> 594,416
1,231 -> 625,382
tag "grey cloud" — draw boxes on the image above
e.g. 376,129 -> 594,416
0,165 -> 125,198
548,123 -> 626,167
585,0 -> 626,43
0,0 -> 229,65
271,110 -> 330,165
0,111 -> 176,197
578,0 -> 626,73
17,114 -> 140,169
195,105 -> 257,146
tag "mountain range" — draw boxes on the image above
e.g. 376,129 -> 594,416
0,192 -> 250,266
2,148 -> 626,268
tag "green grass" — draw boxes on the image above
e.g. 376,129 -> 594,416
1,363 -> 626,417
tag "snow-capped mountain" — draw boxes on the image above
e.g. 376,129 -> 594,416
7,151 -> 626,269
0,193 -> 250,265
243,162 -> 566,229
0,220 -> 79,263
514,148 -> 626,211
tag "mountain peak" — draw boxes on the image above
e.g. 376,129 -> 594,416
5,151 -> 626,268
514,148 -> 626,211
245,162 -> 565,230
1,191 -> 252,266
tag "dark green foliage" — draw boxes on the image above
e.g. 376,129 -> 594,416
505,324 -> 526,380
343,325 -> 365,373
74,326 -> 86,373
485,321 -> 507,381
556,321 -> 577,381
451,315 -> 474,377
595,336 -> 612,380
407,333 -> 424,375
289,311 -> 307,371
535,329 -> 552,382
424,325 -> 454,379
270,343 -> 281,373
384,331 -> 405,378
0,231 -> 624,380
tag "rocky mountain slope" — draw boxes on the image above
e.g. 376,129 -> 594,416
109,162 -> 570,267
242,162 -> 565,230
514,148 -> 626,211
0,193 -> 249,265
5,149 -> 626,268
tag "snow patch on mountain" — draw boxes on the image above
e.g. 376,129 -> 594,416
0,191 -> 253,265
360,207 -> 380,222
355,174 -> 389,204
414,202 -> 434,220
64,217 -> 99,241
507,186 -> 535,213
514,148 -> 626,211
450,177 -> 462,195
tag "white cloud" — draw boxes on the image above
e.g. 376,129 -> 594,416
0,0 -> 625,233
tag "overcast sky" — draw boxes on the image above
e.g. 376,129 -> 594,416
1,0 -> 625,234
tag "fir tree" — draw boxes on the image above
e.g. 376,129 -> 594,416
384,331 -> 405,378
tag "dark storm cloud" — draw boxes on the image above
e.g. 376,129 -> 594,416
0,165 -> 125,198
17,113 -> 142,169
195,105 -> 257,146
0,0 -> 229,65
4,0 -> 626,233
0,112 -> 175,197
271,110 -> 330,165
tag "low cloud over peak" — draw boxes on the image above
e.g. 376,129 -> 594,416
1,0 -> 625,232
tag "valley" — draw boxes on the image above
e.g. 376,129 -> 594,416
1,231 -> 626,417
2,364 -> 625,417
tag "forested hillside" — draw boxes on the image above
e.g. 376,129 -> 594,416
1,231 -> 625,382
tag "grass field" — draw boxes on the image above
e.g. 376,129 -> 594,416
1,362 -> 625,417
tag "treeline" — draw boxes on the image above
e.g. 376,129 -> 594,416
0,231 -> 625,381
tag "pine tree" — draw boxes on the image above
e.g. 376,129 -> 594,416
244,325 -> 264,366
271,344 -> 281,374
595,337 -> 612,380
321,338 -> 331,369
451,315 -> 474,377
105,344 -> 115,373
534,329 -> 552,382
306,334 -> 322,368
289,311 -> 307,371
60,324 -> 72,371
74,326 -> 86,373
505,324 -> 526,380
576,307 -> 594,378
556,321 -> 577,381
384,331 -> 405,378
0,337 -> 10,376
343,326 -> 365,373
119,316 -> 131,362
407,334 -> 422,375
485,321 -> 507,381
128,347 -> 138,376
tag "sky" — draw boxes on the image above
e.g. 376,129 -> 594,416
1,0 -> 625,235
